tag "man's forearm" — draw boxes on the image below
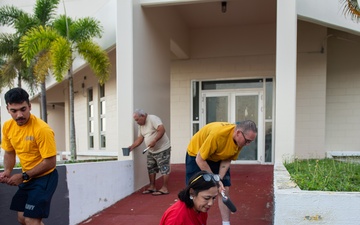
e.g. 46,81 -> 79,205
3,151 -> 15,174
195,153 -> 212,172
26,156 -> 56,178
219,160 -> 231,179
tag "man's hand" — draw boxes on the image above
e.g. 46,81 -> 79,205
0,171 -> 10,183
218,180 -> 226,193
6,173 -> 23,186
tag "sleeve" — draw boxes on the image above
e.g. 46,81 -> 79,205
1,122 -> 14,152
36,126 -> 57,158
150,115 -> 163,129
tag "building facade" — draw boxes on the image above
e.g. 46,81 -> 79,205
1,0 -> 360,190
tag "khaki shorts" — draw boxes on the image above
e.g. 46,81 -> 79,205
147,147 -> 171,175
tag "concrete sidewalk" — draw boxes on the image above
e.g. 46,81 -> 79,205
78,164 -> 274,225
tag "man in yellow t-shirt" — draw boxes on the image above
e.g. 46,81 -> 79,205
0,88 -> 58,225
186,121 -> 257,225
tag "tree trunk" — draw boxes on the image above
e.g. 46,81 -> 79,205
17,74 -> 21,88
40,82 -> 47,122
68,68 -> 77,160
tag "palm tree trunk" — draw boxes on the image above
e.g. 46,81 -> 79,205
40,82 -> 47,122
69,68 -> 77,160
17,74 -> 21,88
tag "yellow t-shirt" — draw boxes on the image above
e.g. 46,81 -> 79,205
187,122 -> 241,162
1,114 -> 57,177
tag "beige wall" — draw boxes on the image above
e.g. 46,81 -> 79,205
326,29 -> 360,152
295,21 -> 327,159
171,23 -> 276,163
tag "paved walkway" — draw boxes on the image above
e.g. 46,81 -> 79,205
79,164 -> 274,225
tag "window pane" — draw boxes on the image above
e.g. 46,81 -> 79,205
89,120 -> 94,132
101,101 -> 106,115
192,123 -> 199,136
265,122 -> 272,162
265,79 -> 273,119
101,118 -> 106,132
206,96 -> 228,123
89,105 -> 94,117
202,79 -> 263,90
101,135 -> 106,148
100,85 -> 105,98
88,88 -> 93,101
192,81 -> 199,121
235,95 -> 258,122
89,136 -> 94,148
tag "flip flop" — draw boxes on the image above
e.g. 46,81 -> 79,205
142,189 -> 156,194
152,190 -> 169,196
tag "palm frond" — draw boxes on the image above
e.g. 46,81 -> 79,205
14,13 -> 38,36
53,15 -> 73,38
0,5 -> 26,26
77,40 -> 110,85
34,50 -> 52,83
0,33 -> 18,56
50,36 -> 72,81
34,0 -> 60,26
0,58 -> 17,87
19,26 -> 59,65
340,0 -> 360,21
69,17 -> 103,42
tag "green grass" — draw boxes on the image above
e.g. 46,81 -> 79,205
284,158 -> 360,192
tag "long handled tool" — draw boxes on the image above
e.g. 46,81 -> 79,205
142,147 -> 150,154
221,191 -> 237,212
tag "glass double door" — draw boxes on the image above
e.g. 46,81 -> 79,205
202,91 -> 263,162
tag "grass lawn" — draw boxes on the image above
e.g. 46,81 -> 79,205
284,158 -> 360,192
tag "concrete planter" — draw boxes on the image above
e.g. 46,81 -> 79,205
273,162 -> 360,225
0,160 -> 134,225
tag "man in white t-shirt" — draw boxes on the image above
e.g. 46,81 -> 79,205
129,109 -> 171,196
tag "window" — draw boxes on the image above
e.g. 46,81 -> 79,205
99,84 -> 106,148
87,88 -> 94,149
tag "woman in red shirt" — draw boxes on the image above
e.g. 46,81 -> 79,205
160,171 -> 220,225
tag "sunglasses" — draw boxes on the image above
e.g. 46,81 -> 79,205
240,131 -> 253,144
190,173 -> 220,184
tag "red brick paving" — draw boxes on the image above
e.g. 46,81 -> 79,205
79,164 -> 273,225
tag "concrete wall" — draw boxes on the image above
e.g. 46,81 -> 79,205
326,29 -> 360,152
273,162 -> 360,225
0,160 -> 133,225
295,21 -> 327,159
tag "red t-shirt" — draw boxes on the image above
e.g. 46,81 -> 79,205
160,200 -> 207,225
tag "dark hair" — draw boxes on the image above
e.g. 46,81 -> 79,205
4,88 -> 30,105
236,120 -> 257,134
178,171 -> 219,208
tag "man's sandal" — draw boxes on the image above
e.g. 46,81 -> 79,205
142,189 -> 156,194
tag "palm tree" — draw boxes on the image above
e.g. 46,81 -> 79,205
341,0 -> 360,21
19,16 -> 110,160
0,6 -> 37,93
0,0 -> 60,122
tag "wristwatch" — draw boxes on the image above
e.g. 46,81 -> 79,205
22,172 -> 30,181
